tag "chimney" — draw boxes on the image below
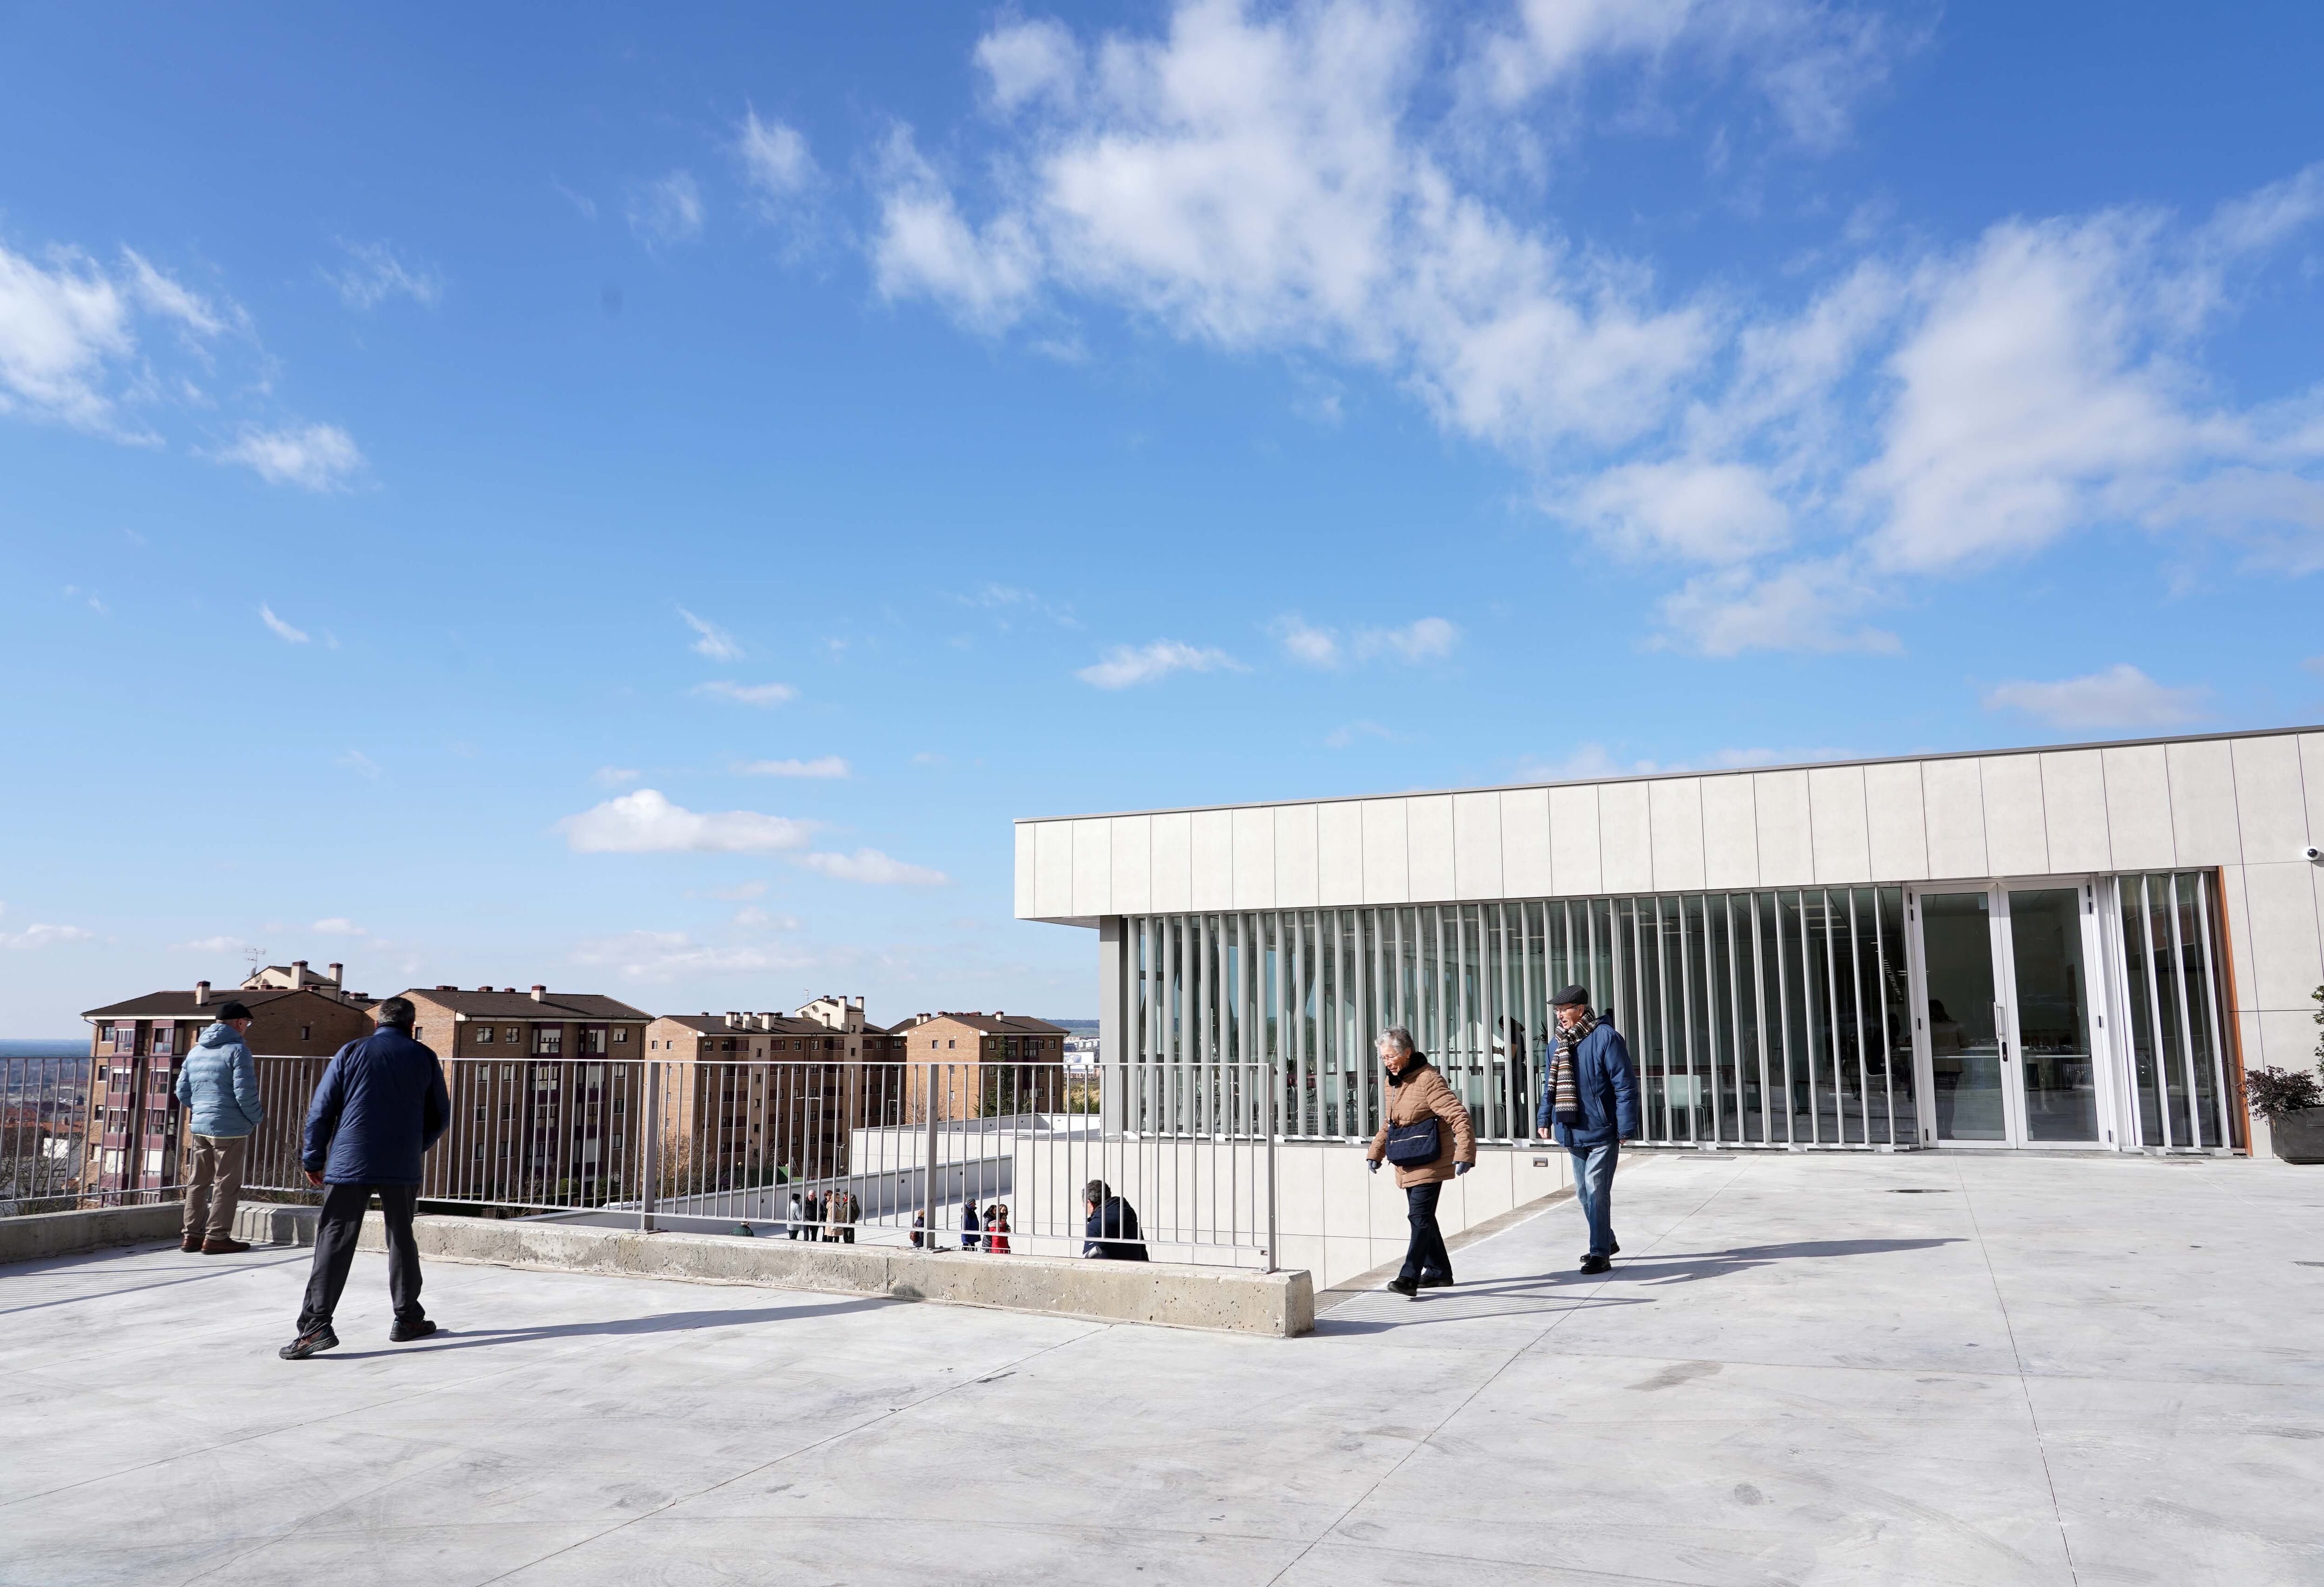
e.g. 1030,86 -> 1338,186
291,959 -> 310,986
194,981 -> 210,1006
530,985 -> 546,1001
725,1010 -> 743,1028
327,962 -> 343,985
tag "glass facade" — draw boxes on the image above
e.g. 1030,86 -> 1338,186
1122,888 -> 1918,1149
2114,871 -> 2234,1150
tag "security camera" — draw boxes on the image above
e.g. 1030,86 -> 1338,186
2306,845 -> 2324,864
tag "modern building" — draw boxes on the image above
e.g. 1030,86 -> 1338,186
78,963 -> 376,1199
1014,725 -> 2324,1160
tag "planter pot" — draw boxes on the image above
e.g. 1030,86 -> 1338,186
2268,1107 -> 2324,1164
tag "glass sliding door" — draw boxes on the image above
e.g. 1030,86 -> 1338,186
1919,890 -> 2007,1142
2003,886 -> 2101,1143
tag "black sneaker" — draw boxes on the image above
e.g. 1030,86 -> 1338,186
1579,1253 -> 1612,1276
1416,1275 -> 1454,1289
388,1318 -> 438,1343
278,1326 -> 338,1360
1385,1276 -> 1419,1298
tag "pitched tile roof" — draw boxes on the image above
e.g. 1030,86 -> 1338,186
81,987 -> 371,1021
403,989 -> 652,1022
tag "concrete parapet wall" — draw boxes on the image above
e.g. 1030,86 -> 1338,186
232,1201 -> 322,1247
0,1201 -> 184,1264
242,1210 -> 1313,1335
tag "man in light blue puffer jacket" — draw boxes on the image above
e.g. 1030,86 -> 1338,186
175,1001 -> 264,1254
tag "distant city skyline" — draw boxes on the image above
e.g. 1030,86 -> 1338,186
4,1 -> 2321,1032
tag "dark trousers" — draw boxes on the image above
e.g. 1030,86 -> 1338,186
1399,1181 -> 1453,1284
297,1182 -> 423,1334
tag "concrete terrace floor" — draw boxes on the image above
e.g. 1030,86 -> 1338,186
4,1154 -> 2321,1587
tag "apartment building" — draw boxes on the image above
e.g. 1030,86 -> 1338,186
398,986 -> 653,1203
643,996 -> 909,1187
891,1011 -> 1070,1120
78,962 -> 375,1199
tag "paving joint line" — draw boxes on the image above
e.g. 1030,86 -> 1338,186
1956,1158 -> 2082,1587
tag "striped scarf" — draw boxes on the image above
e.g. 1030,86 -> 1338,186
1550,1008 -> 1598,1123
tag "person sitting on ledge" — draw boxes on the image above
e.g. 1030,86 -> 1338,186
1082,1180 -> 1146,1260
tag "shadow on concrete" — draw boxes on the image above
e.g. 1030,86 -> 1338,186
1310,1238 -> 1962,1331
317,1295 -> 901,1358
1313,1291 -> 1653,1334
1586,1238 -> 1962,1286
0,1250 -> 312,1317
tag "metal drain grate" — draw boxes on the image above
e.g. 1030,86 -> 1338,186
1888,1188 -> 1952,1194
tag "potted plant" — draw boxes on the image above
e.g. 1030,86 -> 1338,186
2245,985 -> 2324,1164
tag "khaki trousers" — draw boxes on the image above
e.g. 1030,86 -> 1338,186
183,1134 -> 249,1243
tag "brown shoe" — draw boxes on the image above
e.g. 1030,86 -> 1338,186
181,1235 -> 203,1253
201,1237 -> 251,1255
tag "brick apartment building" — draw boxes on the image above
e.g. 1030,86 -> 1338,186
890,1011 -> 1070,1121
644,994 -> 910,1187
398,985 -> 652,1203
78,961 -> 376,1199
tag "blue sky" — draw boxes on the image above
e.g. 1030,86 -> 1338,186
4,1 -> 2321,1034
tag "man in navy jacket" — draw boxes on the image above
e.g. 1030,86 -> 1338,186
1536,983 -> 1640,1275
280,996 -> 451,1360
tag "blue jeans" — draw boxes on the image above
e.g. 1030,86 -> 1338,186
1570,1143 -> 1619,1257
1399,1181 -> 1453,1283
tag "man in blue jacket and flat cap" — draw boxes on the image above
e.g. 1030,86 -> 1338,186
1536,983 -> 1639,1276
279,996 -> 450,1360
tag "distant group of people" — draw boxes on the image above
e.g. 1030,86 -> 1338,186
785,1188 -> 860,1242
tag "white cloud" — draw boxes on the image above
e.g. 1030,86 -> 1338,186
1568,461 -> 1790,564
0,902 -> 94,951
736,756 -> 849,779
789,848 -> 950,886
912,751 -> 949,765
310,917 -> 367,936
594,766 -> 643,787
694,680 -> 798,707
1657,560 -> 1901,657
325,241 -> 442,310
977,18 -> 1081,112
570,929 -> 807,982
737,109 -> 817,202
877,13 -> 2324,657
629,170 -> 706,249
259,602 -> 310,644
219,423 -> 365,490
730,905 -> 802,929
1982,664 -> 2210,730
677,606 -> 744,661
1275,613 -> 1456,666
561,788 -> 816,854
1356,616 -> 1459,663
1474,0 -> 1907,150
1273,614 -> 1341,667
172,935 -> 251,955
0,243 -> 225,432
1077,639 -> 1246,688
871,127 -> 1043,334
335,750 -> 381,779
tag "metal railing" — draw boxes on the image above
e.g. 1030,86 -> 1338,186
0,1054 -> 182,1214
226,1056 -> 1281,1269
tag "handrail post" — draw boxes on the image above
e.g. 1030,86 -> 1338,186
1263,1059 -> 1278,1274
640,1058 -> 660,1234
922,1064 -> 940,1251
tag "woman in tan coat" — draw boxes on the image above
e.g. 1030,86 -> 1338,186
1367,1025 -> 1477,1298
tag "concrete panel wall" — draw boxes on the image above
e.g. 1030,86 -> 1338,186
1023,731 -> 2321,918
